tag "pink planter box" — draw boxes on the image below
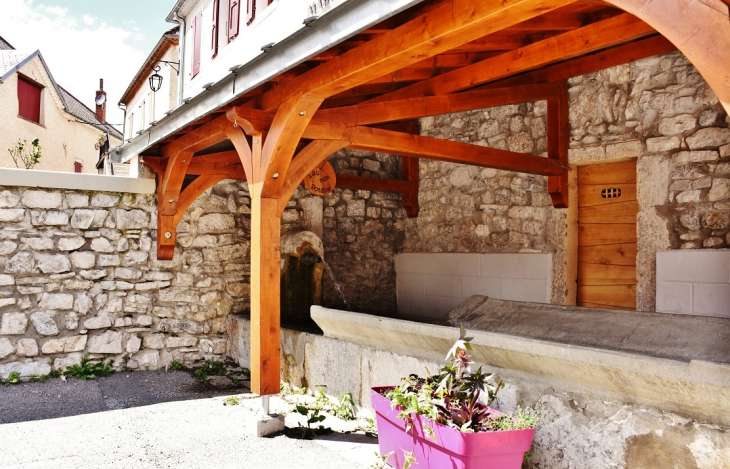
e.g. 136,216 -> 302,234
371,387 -> 535,469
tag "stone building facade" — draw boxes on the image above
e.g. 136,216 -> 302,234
1,49 -> 729,375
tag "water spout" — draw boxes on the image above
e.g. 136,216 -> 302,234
301,252 -> 322,265
321,261 -> 351,311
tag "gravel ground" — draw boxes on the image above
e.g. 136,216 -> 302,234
0,371 -> 381,468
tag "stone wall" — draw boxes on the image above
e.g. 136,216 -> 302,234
229,311 -> 730,469
317,149 -> 408,313
0,183 -> 244,377
409,100 -> 574,304
402,50 -> 730,311
567,50 -> 730,311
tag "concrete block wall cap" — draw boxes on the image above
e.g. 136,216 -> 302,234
0,168 -> 155,194
310,306 -> 730,388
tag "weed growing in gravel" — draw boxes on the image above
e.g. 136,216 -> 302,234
63,354 -> 114,380
224,396 -> 241,406
294,404 -> 331,439
2,371 -> 21,386
193,359 -> 227,380
171,360 -> 183,371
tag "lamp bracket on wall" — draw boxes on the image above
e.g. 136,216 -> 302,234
149,60 -> 180,93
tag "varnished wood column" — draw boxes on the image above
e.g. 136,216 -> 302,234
249,196 -> 282,395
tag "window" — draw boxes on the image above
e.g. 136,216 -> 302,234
229,0 -> 241,40
191,11 -> 202,78
212,0 -> 220,57
17,76 -> 42,124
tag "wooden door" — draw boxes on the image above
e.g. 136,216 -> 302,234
577,160 -> 638,310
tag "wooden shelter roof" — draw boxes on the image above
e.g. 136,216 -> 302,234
136,0 -> 729,396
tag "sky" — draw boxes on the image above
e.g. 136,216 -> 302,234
0,0 -> 177,131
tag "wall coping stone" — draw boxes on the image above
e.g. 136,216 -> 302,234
311,305 -> 730,426
0,168 -> 155,194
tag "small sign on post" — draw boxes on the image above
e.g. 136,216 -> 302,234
305,160 -> 336,196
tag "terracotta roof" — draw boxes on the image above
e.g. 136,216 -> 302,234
118,26 -> 179,106
0,49 -> 122,140
0,36 -> 14,50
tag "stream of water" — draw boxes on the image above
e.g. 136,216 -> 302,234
321,261 -> 351,310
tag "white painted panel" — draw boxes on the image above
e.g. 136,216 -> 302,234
442,254 -> 480,277
397,273 -> 425,295
693,284 -> 730,318
501,278 -> 550,303
409,253 -> 443,275
481,254 -> 523,279
423,275 -> 462,299
407,294 -> 443,318
522,253 -> 551,280
461,276 -> 501,299
656,250 -> 730,283
656,282 -> 693,314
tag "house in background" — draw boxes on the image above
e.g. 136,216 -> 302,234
112,27 -> 180,177
0,35 -> 122,174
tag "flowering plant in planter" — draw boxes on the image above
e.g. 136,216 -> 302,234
372,327 -> 540,469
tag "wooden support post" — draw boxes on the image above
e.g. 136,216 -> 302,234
547,80 -> 569,208
249,196 -> 282,396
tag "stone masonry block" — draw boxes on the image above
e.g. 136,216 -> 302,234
0,312 -> 28,335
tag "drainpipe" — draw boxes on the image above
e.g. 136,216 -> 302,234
172,10 -> 186,106
118,103 -> 127,142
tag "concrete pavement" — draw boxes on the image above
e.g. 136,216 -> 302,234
0,371 -> 381,468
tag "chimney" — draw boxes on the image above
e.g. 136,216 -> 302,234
95,78 -> 107,122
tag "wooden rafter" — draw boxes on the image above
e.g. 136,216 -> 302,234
256,0 -> 575,112
315,82 -> 561,126
368,13 -> 654,103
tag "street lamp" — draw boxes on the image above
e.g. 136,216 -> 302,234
149,66 -> 163,92
148,60 -> 180,93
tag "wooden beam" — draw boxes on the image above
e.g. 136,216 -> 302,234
368,13 -> 654,103
336,174 -> 411,192
278,139 -> 350,214
502,12 -> 587,31
315,82 -> 560,125
547,80 -> 570,208
303,122 -> 564,176
173,175 -> 228,225
257,0 -> 576,112
259,93 -> 325,198
606,0 -> 730,115
482,35 -> 675,89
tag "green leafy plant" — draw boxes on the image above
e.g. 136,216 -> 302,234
294,404 -> 329,439
334,392 -> 357,421
171,360 -> 183,371
224,396 -> 241,406
3,371 -> 21,386
63,354 -> 114,380
193,358 -> 226,380
8,138 -> 42,169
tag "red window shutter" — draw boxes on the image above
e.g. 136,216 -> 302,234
191,11 -> 202,78
245,0 -> 255,25
229,0 -> 240,41
17,77 -> 41,123
74,161 -> 82,173
211,0 -> 220,58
